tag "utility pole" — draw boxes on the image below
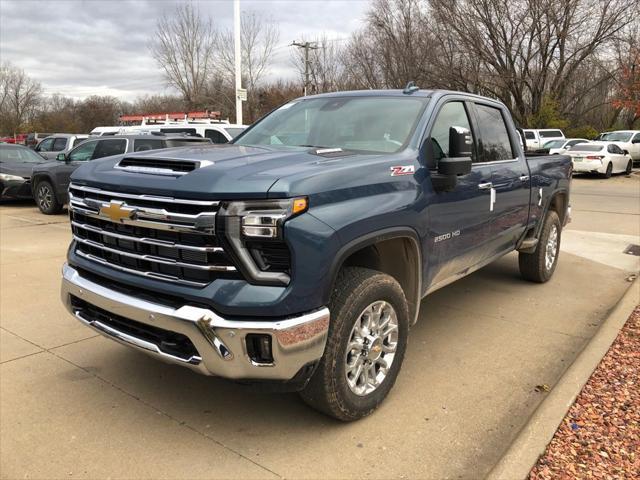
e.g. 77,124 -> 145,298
234,0 -> 245,125
291,41 -> 319,96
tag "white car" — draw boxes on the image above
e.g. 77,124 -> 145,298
599,130 -> 640,163
541,138 -> 590,155
569,142 -> 633,178
522,129 -> 565,150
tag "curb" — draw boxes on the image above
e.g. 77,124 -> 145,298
486,277 -> 640,480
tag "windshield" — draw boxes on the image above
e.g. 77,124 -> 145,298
571,144 -> 604,152
0,145 -> 47,163
603,132 -> 633,142
543,140 -> 565,149
235,96 -> 429,153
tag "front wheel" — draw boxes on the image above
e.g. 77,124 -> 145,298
519,210 -> 561,283
35,180 -> 62,214
626,160 -> 633,175
299,267 -> 409,421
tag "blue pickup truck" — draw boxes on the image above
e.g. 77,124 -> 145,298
61,88 -> 571,420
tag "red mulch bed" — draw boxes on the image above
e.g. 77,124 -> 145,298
529,305 -> 640,479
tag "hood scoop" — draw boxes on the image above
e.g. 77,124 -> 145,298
115,156 -> 213,176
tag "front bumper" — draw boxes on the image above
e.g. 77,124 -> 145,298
61,264 -> 330,381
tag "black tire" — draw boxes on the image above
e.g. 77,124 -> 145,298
625,160 -> 633,175
519,210 -> 561,283
299,267 -> 409,421
603,162 -> 613,178
35,180 -> 62,214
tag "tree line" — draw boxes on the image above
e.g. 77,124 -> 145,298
1,0 -> 638,137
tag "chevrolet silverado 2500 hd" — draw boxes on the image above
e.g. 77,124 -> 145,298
61,89 -> 571,421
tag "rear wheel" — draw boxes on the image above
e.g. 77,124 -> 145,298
626,160 -> 633,175
519,210 -> 561,283
299,267 -> 409,421
603,162 -> 613,178
35,180 -> 62,214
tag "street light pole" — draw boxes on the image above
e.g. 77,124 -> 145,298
234,0 -> 243,125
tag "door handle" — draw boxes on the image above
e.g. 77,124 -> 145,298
478,182 -> 493,190
519,175 -> 530,182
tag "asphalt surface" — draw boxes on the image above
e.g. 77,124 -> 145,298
1,173 -> 639,479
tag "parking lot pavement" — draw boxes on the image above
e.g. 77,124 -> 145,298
1,175 -> 639,480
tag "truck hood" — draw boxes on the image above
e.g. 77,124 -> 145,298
70,144 -> 390,200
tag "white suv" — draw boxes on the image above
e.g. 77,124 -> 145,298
522,129 -> 565,150
600,131 -> 640,164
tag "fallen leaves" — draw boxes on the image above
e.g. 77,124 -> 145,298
529,305 -> 640,480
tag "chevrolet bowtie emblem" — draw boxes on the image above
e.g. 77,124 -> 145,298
99,200 -> 135,222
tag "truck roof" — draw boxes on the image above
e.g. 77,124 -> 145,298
302,88 -> 508,106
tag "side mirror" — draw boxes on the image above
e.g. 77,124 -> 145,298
623,149 -> 630,155
56,153 -> 67,162
430,126 -> 473,192
632,138 -> 640,144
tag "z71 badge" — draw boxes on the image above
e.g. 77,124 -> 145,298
390,165 -> 415,176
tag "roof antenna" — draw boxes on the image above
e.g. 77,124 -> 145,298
403,81 -> 419,94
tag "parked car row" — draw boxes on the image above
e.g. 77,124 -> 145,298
1,133 -> 212,213
523,128 -> 639,178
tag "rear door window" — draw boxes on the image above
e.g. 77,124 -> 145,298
474,104 -> 514,161
133,139 -> 165,152
524,131 -> 535,139
52,137 -> 68,151
92,139 -> 127,159
608,144 -> 623,154
539,130 -> 563,138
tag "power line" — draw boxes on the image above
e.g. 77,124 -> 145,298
290,41 -> 320,96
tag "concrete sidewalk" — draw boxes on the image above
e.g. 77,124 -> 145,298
1,175 -> 638,479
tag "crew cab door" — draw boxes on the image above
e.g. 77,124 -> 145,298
424,100 -> 496,288
471,102 -> 530,252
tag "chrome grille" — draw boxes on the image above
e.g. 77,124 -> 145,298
68,183 -> 237,287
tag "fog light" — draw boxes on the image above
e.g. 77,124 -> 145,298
246,334 -> 274,364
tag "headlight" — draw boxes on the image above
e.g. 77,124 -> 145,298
0,173 -> 24,182
218,197 -> 308,286
222,198 -> 308,239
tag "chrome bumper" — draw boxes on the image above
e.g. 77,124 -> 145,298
61,264 -> 329,380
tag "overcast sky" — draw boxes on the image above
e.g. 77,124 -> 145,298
0,0 -> 370,102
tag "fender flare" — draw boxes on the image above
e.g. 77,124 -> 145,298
517,187 -> 569,253
31,173 -> 65,204
328,226 -> 423,324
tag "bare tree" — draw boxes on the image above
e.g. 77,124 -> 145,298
428,0 -> 637,124
0,62 -> 42,135
216,12 -> 279,92
150,2 -> 218,108
213,11 -> 279,121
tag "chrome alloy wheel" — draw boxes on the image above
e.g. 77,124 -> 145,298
37,184 -> 52,211
545,224 -> 558,271
344,300 -> 399,396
